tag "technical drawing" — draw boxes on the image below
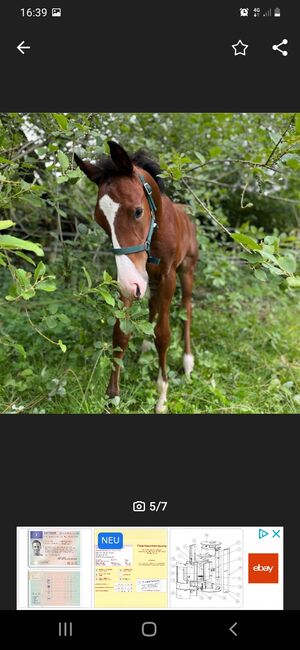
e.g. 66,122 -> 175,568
170,529 -> 243,608
176,540 -> 230,598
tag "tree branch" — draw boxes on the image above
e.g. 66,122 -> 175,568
264,113 -> 296,166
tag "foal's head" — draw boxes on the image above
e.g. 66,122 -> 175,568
75,141 -> 158,300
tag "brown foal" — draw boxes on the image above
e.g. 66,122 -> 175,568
75,141 -> 198,413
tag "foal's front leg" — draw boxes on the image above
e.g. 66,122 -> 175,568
154,270 -> 177,414
106,297 -> 132,399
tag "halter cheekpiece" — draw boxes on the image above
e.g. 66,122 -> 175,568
111,174 -> 160,265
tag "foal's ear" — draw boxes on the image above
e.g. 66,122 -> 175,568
74,153 -> 102,184
108,141 -> 133,176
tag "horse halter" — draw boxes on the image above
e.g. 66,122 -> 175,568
111,174 -> 160,265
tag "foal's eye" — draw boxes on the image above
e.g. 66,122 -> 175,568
134,207 -> 143,219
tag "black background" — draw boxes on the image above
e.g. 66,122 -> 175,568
1,417 -> 298,609
1,0 -> 299,622
1,1 -> 299,110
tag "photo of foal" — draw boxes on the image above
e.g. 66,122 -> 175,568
75,141 -> 198,413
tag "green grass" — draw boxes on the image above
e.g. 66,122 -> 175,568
1,265 -> 300,414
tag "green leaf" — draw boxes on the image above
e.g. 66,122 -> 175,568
231,233 -> 261,250
19,369 -> 34,377
295,114 -> 300,134
35,147 -> 47,156
281,153 -> 300,169
12,343 -> 26,358
36,280 -> 57,292
15,268 -> 31,286
48,304 -> 58,315
67,169 -> 81,178
44,316 -> 57,329
254,269 -> 267,282
103,270 -> 112,282
99,356 -> 111,370
78,223 -> 88,235
82,265 -> 92,288
209,146 -> 222,157
57,150 -> 69,171
113,309 -> 126,319
0,220 -> 15,230
239,252 -> 263,264
57,313 -> 70,325
20,194 -> 44,207
287,159 -> 300,170
58,339 -> 67,353
259,249 -> 278,264
34,261 -> 46,281
12,251 -> 36,266
266,264 -> 285,276
52,113 -> 69,130
21,289 -> 36,300
57,175 -> 69,184
195,152 -> 205,165
99,288 -> 115,306
278,255 -> 296,274
19,179 -> 31,190
0,235 -> 44,256
114,358 -> 124,368
264,235 -> 279,247
120,319 -> 133,335
137,321 -> 155,336
286,276 -> 300,288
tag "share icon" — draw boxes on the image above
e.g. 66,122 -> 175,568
272,39 -> 288,56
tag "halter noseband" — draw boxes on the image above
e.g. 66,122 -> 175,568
111,174 -> 160,265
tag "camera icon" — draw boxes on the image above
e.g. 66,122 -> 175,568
133,500 -> 146,512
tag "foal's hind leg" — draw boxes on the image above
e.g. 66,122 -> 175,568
154,270 -> 177,413
179,257 -> 196,376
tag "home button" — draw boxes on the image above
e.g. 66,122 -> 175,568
141,621 -> 157,637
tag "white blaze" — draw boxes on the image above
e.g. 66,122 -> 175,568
99,194 -> 148,299
99,194 -> 120,248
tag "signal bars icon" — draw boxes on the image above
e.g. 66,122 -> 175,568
263,8 -> 281,17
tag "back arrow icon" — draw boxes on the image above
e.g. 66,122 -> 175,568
229,622 -> 238,637
17,41 -> 31,54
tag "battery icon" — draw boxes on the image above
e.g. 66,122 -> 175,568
274,8 -> 280,17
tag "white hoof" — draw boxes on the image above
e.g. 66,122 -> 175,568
156,401 -> 168,414
156,369 -> 168,414
141,339 -> 152,353
183,353 -> 194,376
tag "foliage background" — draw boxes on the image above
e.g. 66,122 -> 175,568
1,112 -> 300,414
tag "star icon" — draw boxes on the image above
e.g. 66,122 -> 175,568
232,40 -> 249,56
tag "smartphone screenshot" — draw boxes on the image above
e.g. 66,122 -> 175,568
0,1 -> 299,641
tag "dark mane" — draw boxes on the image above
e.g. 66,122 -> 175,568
93,147 -> 165,193
131,149 -> 166,193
